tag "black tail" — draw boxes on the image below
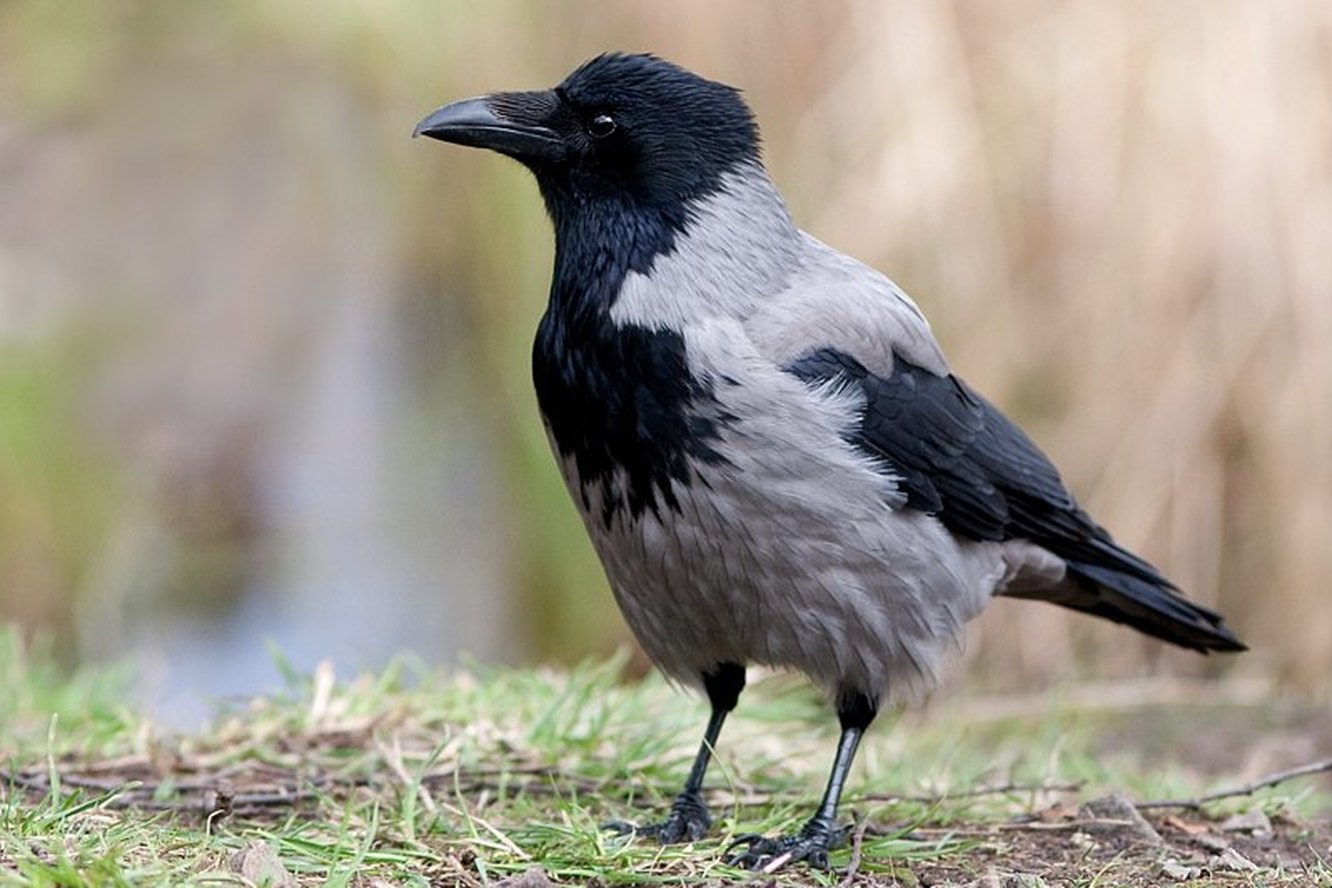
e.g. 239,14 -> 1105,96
1006,557 -> 1246,653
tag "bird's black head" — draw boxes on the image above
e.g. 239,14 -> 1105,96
416,56 -> 761,523
415,53 -> 760,215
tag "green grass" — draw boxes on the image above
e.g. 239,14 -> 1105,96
2,627 -> 1329,886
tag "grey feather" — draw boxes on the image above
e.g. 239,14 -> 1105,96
576,165 -> 1084,700
587,161 -> 1239,702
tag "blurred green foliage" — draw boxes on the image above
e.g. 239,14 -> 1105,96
0,341 -> 123,646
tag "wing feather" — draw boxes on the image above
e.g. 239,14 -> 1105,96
758,246 -> 1243,652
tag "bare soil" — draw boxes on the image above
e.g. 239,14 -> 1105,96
892,805 -> 1332,887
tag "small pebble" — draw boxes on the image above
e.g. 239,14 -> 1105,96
1214,846 -> 1260,872
1159,859 -> 1201,881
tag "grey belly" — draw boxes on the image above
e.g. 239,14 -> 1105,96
577,458 -> 1006,702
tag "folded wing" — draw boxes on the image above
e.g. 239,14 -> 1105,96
752,239 -> 1243,652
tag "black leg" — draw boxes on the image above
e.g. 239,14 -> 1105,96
726,687 -> 878,870
605,662 -> 745,843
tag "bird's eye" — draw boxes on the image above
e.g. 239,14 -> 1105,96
587,114 -> 617,139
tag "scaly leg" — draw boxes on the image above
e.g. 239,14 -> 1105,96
726,688 -> 877,870
605,662 -> 746,843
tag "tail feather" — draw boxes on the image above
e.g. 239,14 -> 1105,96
1005,560 -> 1246,653
1028,561 -> 1246,652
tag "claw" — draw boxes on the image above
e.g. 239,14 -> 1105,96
602,790 -> 713,844
722,832 -> 764,854
724,821 -> 848,871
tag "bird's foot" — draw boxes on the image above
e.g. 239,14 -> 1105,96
603,790 -> 712,844
724,816 -> 848,871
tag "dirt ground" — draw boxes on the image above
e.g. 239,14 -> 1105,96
889,801 -> 1332,886
877,694 -> 1332,886
7,693 -> 1331,886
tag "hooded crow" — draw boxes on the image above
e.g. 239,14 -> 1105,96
415,53 -> 1244,870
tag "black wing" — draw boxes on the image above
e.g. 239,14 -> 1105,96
785,347 -> 1243,652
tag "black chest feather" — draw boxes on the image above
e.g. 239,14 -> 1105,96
530,185 -> 733,526
533,313 -> 726,527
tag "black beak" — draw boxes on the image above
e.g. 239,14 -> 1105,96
413,91 -> 566,163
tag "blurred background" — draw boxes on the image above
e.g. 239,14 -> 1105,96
2,1 -> 1328,724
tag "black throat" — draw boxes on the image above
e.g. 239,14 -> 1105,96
531,193 -> 728,527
